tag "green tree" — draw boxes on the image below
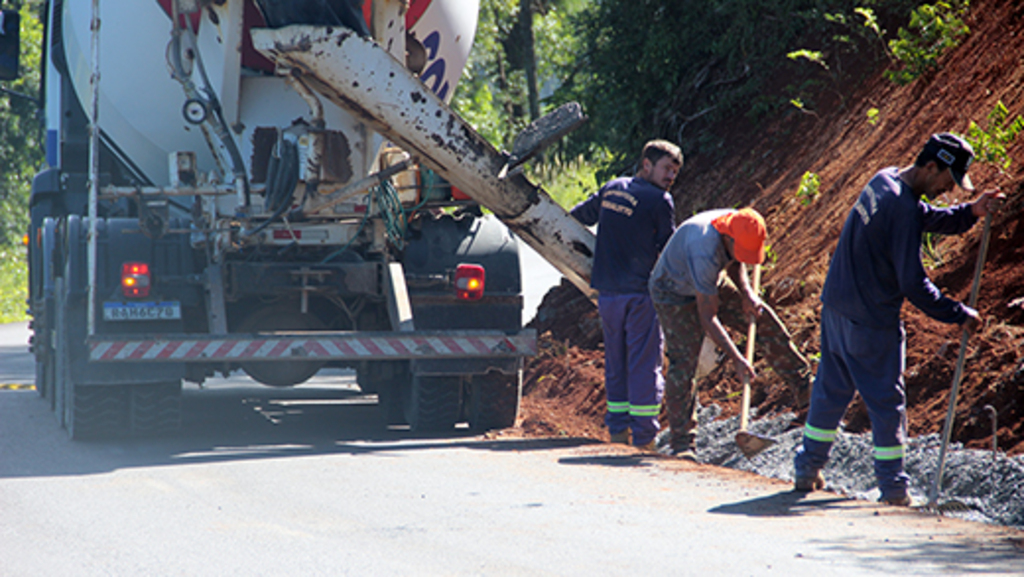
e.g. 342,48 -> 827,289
966,101 -> 1024,175
452,0 -> 603,206
884,0 -> 970,85
570,1 -> 839,170
0,0 -> 43,246
561,1 -> 934,175
453,0 -> 587,151
0,1 -> 42,323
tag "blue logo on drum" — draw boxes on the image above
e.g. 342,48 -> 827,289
419,31 -> 450,101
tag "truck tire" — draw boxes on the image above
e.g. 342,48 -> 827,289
55,276 -> 128,440
237,304 -> 326,387
404,375 -> 462,432
64,384 -> 129,441
360,361 -> 408,428
52,278 -> 66,428
32,218 -> 59,409
35,351 -> 54,404
469,370 -> 522,431
32,310 -> 56,409
128,382 -> 182,436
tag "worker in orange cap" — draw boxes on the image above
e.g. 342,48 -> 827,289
649,208 -> 813,461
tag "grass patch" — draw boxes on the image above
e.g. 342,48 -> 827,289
528,155 -> 603,209
0,245 -> 28,324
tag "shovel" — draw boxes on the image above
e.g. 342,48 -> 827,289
927,212 -> 994,508
735,264 -> 777,459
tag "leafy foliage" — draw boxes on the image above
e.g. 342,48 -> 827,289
854,6 -> 886,41
796,171 -> 821,206
965,101 -> 1024,175
526,154 -> 601,209
788,49 -> 829,70
0,2 -> 42,322
453,0 -> 604,204
920,229 -> 945,269
457,1 -> 966,185
560,0 -> 930,174
884,0 -> 970,85
452,0 -> 587,150
920,197 -> 950,269
0,1 -> 43,247
453,0 -> 519,147
0,246 -> 27,323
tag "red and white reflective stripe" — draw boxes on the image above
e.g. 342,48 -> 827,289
88,332 -> 535,362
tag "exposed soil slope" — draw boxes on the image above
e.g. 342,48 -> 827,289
516,0 -> 1024,457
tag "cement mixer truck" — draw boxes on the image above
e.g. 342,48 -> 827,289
22,0 -> 598,439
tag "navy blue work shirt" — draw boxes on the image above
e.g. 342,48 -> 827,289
571,176 -> 675,295
821,167 -> 977,329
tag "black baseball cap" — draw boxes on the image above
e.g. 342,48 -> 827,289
921,133 -> 975,191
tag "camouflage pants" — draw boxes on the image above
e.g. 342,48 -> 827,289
653,280 -> 811,452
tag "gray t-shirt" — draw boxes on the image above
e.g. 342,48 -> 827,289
649,209 -> 732,304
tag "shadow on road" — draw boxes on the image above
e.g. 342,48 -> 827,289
806,532 -> 1024,574
708,490 -> 851,517
555,454 -> 652,468
0,382 -> 597,479
708,490 -> 1024,572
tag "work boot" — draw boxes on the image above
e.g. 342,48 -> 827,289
673,449 -> 697,462
794,470 -> 825,492
879,493 -> 912,507
635,440 -> 657,452
609,430 -> 630,445
669,445 -> 698,462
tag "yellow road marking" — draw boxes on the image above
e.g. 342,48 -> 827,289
0,384 -> 35,390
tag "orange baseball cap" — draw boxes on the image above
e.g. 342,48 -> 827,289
711,208 -> 766,265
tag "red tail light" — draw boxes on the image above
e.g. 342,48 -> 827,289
122,262 -> 151,298
454,263 -> 485,301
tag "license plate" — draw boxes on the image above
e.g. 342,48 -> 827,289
103,301 -> 181,321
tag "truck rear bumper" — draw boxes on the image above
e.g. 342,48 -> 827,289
88,329 -> 536,363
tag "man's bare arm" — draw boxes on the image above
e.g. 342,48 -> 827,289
696,291 -> 756,382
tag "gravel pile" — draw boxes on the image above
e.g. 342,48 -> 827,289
656,405 -> 1024,530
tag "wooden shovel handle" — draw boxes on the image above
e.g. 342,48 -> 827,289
930,212 -> 993,505
744,265 -> 761,364
739,264 -> 761,431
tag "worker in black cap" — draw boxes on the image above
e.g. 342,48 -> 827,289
793,132 -> 1004,506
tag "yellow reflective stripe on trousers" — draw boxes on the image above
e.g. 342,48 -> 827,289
607,401 -> 629,414
629,404 -> 660,417
803,423 -> 837,443
874,445 -> 905,461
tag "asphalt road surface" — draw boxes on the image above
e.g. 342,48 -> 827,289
1,322 -> 1022,575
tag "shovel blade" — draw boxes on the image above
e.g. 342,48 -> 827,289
736,430 -> 776,459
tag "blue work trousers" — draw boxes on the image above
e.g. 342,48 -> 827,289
598,293 -> 664,446
794,306 -> 910,498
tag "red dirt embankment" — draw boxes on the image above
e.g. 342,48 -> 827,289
516,0 -> 1024,456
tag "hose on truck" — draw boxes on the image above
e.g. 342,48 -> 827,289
319,179 -> 425,263
243,139 -> 299,238
375,179 -> 407,251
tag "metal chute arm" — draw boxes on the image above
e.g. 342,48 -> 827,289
250,25 -> 597,300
